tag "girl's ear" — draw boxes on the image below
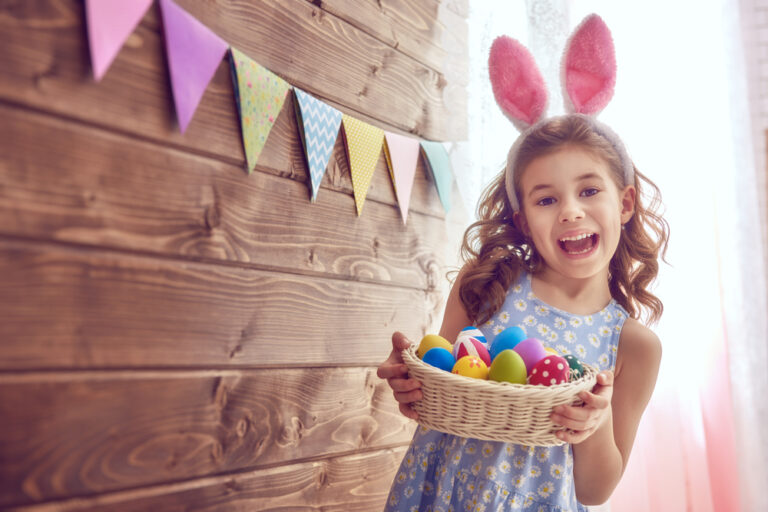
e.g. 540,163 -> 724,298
513,210 -> 530,236
620,185 -> 636,224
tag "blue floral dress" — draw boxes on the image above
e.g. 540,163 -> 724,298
384,272 -> 628,512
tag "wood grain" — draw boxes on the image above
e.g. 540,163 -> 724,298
0,369 -> 415,506
6,447 -> 409,512
0,0 -> 466,147
0,239 -> 447,369
0,103 -> 466,289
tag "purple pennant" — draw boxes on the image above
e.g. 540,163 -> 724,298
159,0 -> 229,133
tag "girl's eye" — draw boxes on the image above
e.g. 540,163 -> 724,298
536,197 -> 556,206
581,187 -> 599,197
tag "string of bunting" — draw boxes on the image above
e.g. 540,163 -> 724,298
84,0 -> 455,223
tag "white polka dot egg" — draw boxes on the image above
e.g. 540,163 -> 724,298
528,355 -> 570,386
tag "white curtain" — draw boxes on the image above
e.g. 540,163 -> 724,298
456,1 -> 768,510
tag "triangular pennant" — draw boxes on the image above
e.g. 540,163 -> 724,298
341,115 -> 384,216
293,88 -> 343,200
159,0 -> 229,133
420,140 -> 453,213
229,47 -> 291,173
383,132 -> 420,224
85,0 -> 153,81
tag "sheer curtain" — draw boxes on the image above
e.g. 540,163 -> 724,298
456,1 -> 768,510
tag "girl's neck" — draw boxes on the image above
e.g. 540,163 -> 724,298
530,268 -> 613,315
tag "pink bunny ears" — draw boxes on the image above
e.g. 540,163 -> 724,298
489,14 -> 616,129
489,14 -> 633,211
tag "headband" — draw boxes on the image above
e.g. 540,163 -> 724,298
489,14 -> 634,211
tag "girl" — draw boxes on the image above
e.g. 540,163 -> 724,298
377,15 -> 669,512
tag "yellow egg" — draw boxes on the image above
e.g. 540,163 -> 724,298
452,355 -> 489,379
417,334 -> 453,359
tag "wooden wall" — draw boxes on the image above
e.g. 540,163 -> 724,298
0,0 -> 469,510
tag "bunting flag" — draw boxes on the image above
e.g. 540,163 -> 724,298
341,115 -> 384,216
229,47 -> 291,173
159,0 -> 229,133
420,140 -> 453,213
383,132 -> 420,224
85,0 -> 153,81
293,88 -> 343,200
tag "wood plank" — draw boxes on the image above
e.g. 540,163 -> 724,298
6,447 -> 408,512
0,103 -> 466,289
0,0 -> 466,148
311,0 -> 469,86
0,369 -> 415,506
0,239 -> 448,369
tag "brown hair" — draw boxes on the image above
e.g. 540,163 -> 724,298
458,116 -> 669,326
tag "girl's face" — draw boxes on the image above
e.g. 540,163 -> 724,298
515,145 -> 635,282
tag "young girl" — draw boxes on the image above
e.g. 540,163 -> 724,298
377,15 -> 669,512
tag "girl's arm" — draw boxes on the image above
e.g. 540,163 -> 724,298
550,318 -> 662,505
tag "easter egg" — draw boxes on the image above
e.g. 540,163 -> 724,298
452,337 -> 491,366
422,347 -> 456,372
452,355 -> 489,380
458,326 -> 487,344
563,354 -> 585,380
417,334 -> 452,359
513,337 -> 548,373
529,355 -> 570,386
489,326 -> 527,360
488,349 -> 527,384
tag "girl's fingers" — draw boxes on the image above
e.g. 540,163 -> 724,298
376,362 -> 409,380
389,376 -> 422,393
394,388 -> 423,405
399,403 -> 419,420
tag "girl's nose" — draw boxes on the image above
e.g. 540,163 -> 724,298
559,200 -> 585,223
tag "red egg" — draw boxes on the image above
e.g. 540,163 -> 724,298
452,337 -> 491,366
528,355 -> 570,386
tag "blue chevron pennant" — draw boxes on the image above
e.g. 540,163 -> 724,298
293,88 -> 343,201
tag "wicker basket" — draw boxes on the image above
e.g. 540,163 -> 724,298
402,344 -> 598,446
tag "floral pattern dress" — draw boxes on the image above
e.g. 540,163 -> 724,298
384,272 -> 628,512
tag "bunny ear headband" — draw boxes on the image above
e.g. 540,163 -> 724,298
489,13 -> 633,211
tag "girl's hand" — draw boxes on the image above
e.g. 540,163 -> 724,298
376,332 -> 422,420
551,370 -> 614,444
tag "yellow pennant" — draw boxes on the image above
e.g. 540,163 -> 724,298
341,115 -> 384,216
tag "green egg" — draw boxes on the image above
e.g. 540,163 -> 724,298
563,354 -> 584,380
488,349 -> 527,385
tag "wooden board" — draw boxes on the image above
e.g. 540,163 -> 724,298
0,368 -> 415,506
0,103 -> 466,289
0,239 -> 448,369
5,447 -> 409,512
0,0 -> 466,149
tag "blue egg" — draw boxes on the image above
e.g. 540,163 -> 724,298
459,325 -> 487,344
489,326 -> 527,361
422,347 -> 456,372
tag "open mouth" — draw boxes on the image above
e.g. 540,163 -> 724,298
558,233 -> 598,255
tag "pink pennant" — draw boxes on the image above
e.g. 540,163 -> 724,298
383,132 -> 420,224
159,0 -> 229,133
85,0 -> 153,81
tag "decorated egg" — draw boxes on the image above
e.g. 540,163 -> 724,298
488,349 -> 527,384
452,337 -> 491,366
489,326 -> 527,360
563,354 -> 585,380
422,347 -> 456,372
452,355 -> 489,380
417,334 -> 452,359
457,326 -> 487,345
529,355 -> 570,386
513,337 -> 548,373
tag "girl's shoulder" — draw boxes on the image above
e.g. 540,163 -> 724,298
616,317 -> 662,378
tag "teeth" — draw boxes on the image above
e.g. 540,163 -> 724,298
559,233 -> 594,242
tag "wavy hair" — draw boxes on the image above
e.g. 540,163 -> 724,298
458,116 -> 669,326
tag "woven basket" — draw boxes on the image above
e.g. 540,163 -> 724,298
402,344 -> 598,446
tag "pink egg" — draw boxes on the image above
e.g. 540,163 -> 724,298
512,338 -> 547,373
529,355 -> 570,386
452,337 -> 491,366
